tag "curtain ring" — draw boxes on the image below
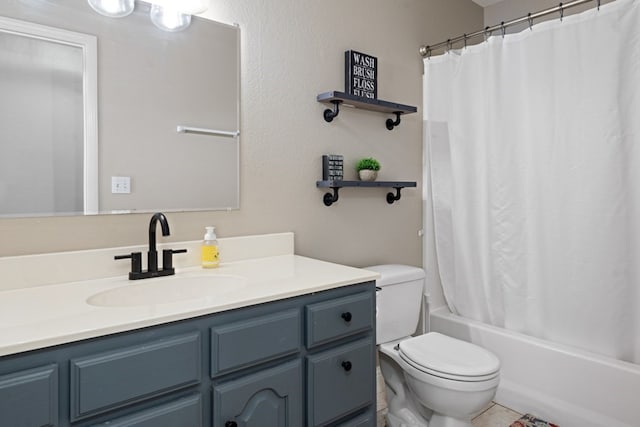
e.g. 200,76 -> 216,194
501,21 -> 506,38
463,34 -> 468,49
596,0 -> 601,10
426,46 -> 432,59
528,12 -> 534,31
484,26 -> 491,42
559,2 -> 564,21
446,39 -> 452,52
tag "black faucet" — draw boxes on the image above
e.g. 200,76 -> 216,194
148,212 -> 170,273
115,212 -> 187,280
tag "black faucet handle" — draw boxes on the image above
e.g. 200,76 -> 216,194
162,248 -> 188,271
114,252 -> 142,274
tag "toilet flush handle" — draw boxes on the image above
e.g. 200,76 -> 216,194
341,312 -> 352,322
341,361 -> 352,372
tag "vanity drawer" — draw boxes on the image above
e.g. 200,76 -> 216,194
307,338 -> 374,426
306,291 -> 373,348
70,332 -> 201,421
0,363 -> 58,426
210,308 -> 300,377
91,394 -> 202,427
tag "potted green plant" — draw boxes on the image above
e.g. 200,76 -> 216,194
356,157 -> 381,181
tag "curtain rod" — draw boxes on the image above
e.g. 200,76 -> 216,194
419,0 -> 602,57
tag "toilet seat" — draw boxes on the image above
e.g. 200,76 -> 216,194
398,332 -> 500,382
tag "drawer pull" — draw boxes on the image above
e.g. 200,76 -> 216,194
341,360 -> 352,372
341,312 -> 352,322
226,421 -> 238,427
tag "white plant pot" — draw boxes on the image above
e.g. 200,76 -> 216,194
358,169 -> 378,181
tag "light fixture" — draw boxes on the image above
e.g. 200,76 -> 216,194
148,0 -> 210,15
87,0 -> 210,33
87,0 -> 135,18
150,4 -> 192,32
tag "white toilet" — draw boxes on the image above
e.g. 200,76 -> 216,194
367,265 -> 500,427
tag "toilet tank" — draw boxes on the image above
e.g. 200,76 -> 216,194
365,264 -> 425,345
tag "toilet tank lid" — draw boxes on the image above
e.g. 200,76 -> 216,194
364,264 -> 425,287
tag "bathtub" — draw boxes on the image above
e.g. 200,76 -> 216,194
429,306 -> 640,427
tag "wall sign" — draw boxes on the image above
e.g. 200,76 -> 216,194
345,50 -> 377,99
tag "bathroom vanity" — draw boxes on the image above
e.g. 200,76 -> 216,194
0,233 -> 378,426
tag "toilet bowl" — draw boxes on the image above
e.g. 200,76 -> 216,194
380,333 -> 499,427
366,265 -> 501,427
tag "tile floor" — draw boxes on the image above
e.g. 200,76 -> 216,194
376,367 -> 523,427
471,403 -> 523,427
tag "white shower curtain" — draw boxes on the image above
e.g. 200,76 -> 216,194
424,0 -> 640,363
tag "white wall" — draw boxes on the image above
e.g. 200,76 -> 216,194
0,0 -> 482,272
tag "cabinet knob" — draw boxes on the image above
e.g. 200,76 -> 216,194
341,311 -> 352,322
341,360 -> 352,372
225,422 -> 238,427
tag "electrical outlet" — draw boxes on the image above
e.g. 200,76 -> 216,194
111,176 -> 131,194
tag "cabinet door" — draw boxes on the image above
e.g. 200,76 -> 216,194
307,339 -> 374,426
0,364 -> 58,427
212,360 -> 302,427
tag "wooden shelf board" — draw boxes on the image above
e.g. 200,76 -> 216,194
316,91 -> 417,115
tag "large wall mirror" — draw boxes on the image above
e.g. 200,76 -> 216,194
0,0 -> 240,218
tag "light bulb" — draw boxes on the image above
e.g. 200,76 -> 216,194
87,0 -> 134,18
149,0 -> 210,15
150,5 -> 192,32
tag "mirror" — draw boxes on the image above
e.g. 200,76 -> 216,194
0,0 -> 240,217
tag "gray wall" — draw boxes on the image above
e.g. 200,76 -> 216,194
0,0 -> 483,270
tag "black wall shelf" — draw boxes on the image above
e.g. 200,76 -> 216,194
317,91 -> 417,130
317,180 -> 417,206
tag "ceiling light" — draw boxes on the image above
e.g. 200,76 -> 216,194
150,4 -> 192,32
87,0 -> 135,18
148,0 -> 210,15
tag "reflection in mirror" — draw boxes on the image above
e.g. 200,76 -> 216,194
0,16 -> 98,217
0,0 -> 240,218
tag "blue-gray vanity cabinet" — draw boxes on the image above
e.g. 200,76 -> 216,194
305,292 -> 374,348
69,332 -> 201,421
0,363 -> 58,426
307,339 -> 375,426
212,359 -> 302,426
91,394 -> 202,427
210,309 -> 301,377
335,412 -> 375,427
304,287 -> 376,426
0,281 -> 376,427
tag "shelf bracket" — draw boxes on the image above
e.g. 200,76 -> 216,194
323,187 -> 340,206
323,101 -> 342,123
386,187 -> 404,204
386,112 -> 403,130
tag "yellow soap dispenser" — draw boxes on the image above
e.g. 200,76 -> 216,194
201,226 -> 219,268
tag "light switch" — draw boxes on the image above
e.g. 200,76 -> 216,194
111,176 -> 131,194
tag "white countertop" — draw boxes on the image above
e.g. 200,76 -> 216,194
0,254 -> 378,357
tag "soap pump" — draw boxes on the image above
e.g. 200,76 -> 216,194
201,226 -> 219,268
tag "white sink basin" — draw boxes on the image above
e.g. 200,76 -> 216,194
87,274 -> 246,307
